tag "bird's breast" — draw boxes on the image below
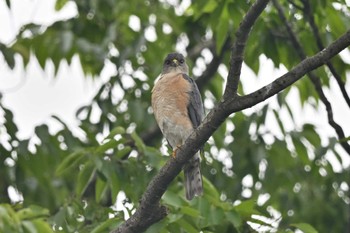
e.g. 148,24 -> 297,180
151,73 -> 193,134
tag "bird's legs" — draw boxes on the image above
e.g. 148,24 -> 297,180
172,145 -> 181,158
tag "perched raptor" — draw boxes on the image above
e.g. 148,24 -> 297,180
151,52 -> 204,200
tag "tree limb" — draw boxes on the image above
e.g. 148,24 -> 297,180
224,0 -> 270,98
273,0 -> 350,154
301,0 -> 350,108
112,3 -> 350,232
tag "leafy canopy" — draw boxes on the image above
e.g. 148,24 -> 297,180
0,0 -> 349,232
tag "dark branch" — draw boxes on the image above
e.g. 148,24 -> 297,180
227,30 -> 350,112
273,0 -> 350,154
301,0 -> 350,108
287,0 -> 304,11
224,0 -> 270,98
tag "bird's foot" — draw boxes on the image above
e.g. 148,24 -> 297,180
172,145 -> 181,158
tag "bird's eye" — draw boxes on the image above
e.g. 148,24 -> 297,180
179,59 -> 184,64
165,60 -> 171,65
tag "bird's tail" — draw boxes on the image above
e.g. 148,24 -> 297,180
184,152 -> 203,200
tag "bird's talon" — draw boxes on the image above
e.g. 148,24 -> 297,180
172,145 -> 181,158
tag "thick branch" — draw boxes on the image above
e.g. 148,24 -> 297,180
113,25 -> 350,233
227,30 -> 350,111
273,0 -> 350,154
224,0 -> 270,98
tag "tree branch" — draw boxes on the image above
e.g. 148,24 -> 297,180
273,0 -> 350,154
227,30 -> 350,111
301,0 -> 350,108
224,0 -> 270,98
112,7 -> 350,233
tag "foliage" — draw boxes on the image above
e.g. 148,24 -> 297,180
1,0 -> 349,232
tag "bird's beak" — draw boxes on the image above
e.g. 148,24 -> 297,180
172,59 -> 179,66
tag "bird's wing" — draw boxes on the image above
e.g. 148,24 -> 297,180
181,74 -> 204,129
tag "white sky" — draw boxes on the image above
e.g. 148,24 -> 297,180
0,0 -> 349,171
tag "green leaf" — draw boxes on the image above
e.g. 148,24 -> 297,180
131,131 -> 146,152
17,205 -> 50,220
162,190 -> 184,208
291,223 -> 318,233
5,0 -> 11,8
55,0 -> 69,11
95,177 -> 108,203
272,109 -> 285,135
291,136 -> 310,165
303,124 -> 321,146
225,209 -> 242,229
0,43 -> 15,69
21,221 -> 36,233
56,150 -> 87,176
210,207 -> 225,225
95,139 -> 119,154
234,199 -> 259,218
104,163 -> 120,202
32,219 -> 54,233
105,126 -> 125,140
76,162 -> 96,197
176,219 -> 198,233
90,217 -> 122,233
180,206 -> 200,217
115,146 -> 132,159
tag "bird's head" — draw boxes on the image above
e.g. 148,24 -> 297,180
162,52 -> 189,74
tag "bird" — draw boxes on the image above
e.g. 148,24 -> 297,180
151,52 -> 204,200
